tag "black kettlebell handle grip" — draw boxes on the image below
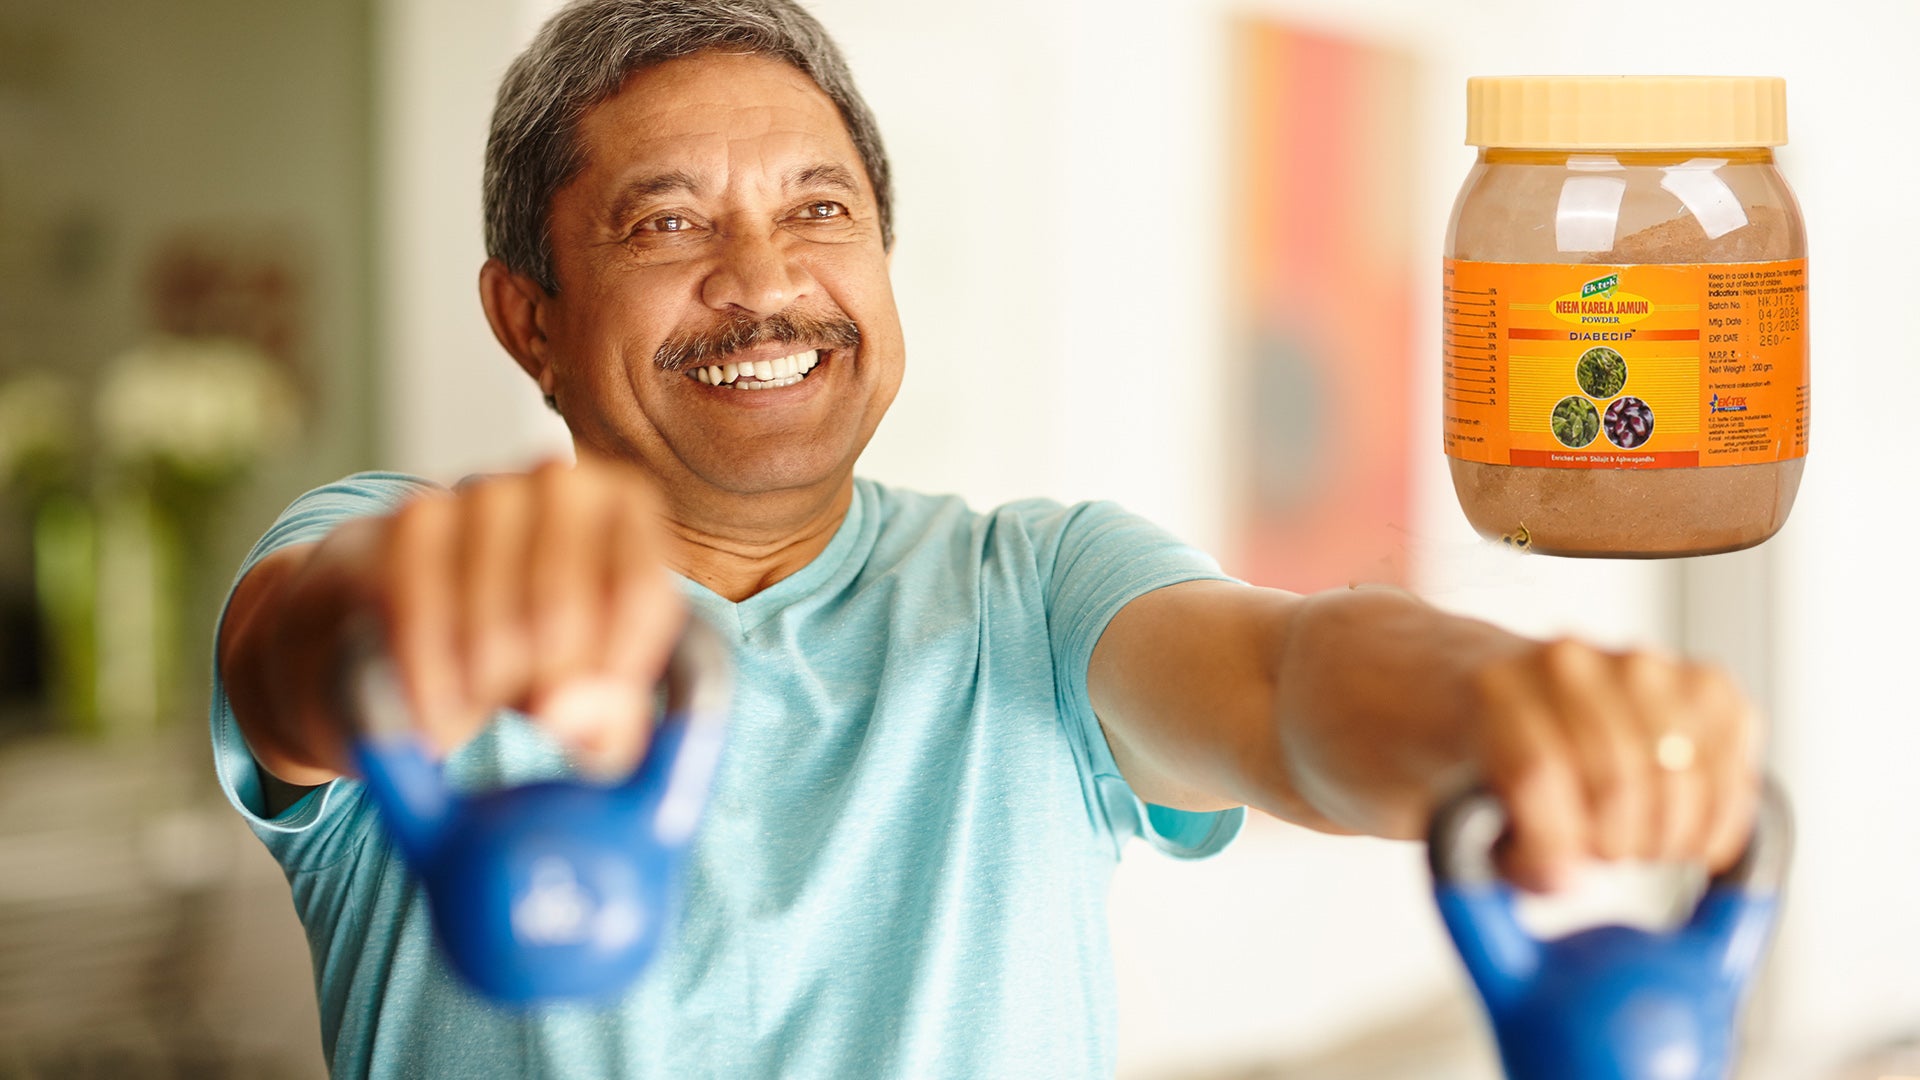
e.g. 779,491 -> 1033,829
1428,775 -> 1793,894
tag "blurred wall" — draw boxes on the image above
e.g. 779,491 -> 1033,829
377,0 -> 572,478
370,0 -> 1919,1076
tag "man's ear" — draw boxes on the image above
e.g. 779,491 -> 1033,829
479,258 -> 556,394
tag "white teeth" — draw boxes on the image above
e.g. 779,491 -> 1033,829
688,349 -> 829,387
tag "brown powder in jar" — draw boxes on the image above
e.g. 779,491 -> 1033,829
1450,455 -> 1805,557
1451,205 -> 1805,557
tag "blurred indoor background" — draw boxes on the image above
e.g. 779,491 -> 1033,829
0,0 -> 1914,1077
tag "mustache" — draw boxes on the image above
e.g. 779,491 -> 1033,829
654,309 -> 862,372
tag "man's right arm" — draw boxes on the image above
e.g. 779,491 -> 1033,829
220,539 -> 333,793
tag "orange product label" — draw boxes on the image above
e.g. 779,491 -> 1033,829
1442,259 -> 1808,469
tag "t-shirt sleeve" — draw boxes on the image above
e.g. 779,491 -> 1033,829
208,471 -> 443,872
1020,499 -> 1247,860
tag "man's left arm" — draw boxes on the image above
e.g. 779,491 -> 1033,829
1087,580 -> 1762,892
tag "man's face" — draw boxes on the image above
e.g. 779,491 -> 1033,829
539,51 -> 903,499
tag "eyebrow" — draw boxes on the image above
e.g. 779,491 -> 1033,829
786,162 -> 861,196
604,169 -> 701,226
602,162 -> 862,225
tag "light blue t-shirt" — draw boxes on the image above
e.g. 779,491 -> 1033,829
211,473 -> 1244,1079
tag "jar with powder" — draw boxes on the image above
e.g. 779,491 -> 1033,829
1443,76 -> 1807,557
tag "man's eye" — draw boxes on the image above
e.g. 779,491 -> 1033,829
798,201 -> 847,220
640,214 -> 692,234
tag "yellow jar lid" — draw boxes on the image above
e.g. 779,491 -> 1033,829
1466,76 -> 1787,149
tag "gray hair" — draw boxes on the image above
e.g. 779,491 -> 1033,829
484,0 -> 894,294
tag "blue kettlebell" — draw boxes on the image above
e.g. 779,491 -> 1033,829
1429,780 -> 1790,1080
342,616 -> 731,1007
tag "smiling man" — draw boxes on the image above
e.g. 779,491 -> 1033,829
211,2 -> 1766,1078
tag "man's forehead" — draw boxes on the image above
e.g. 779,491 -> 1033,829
570,52 -> 864,197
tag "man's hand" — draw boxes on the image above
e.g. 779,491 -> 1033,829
1470,639 -> 1762,892
220,459 -> 686,788
1089,582 -> 1765,891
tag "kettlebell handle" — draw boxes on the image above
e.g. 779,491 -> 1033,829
618,615 -> 732,846
1428,775 -> 1792,1003
340,612 -> 733,863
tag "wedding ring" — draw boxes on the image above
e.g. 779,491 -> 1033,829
1654,731 -> 1697,773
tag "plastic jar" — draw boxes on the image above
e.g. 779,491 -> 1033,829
1443,77 -> 1807,558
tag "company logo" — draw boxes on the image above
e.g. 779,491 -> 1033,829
1710,393 -> 1749,413
1581,273 -> 1620,299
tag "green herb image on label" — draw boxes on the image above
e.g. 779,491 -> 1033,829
1576,347 -> 1628,399
1551,396 -> 1601,449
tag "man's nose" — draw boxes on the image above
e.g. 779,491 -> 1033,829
700,230 -> 811,315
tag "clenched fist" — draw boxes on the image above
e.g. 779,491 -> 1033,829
1471,639 -> 1764,892
220,458 -> 686,789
